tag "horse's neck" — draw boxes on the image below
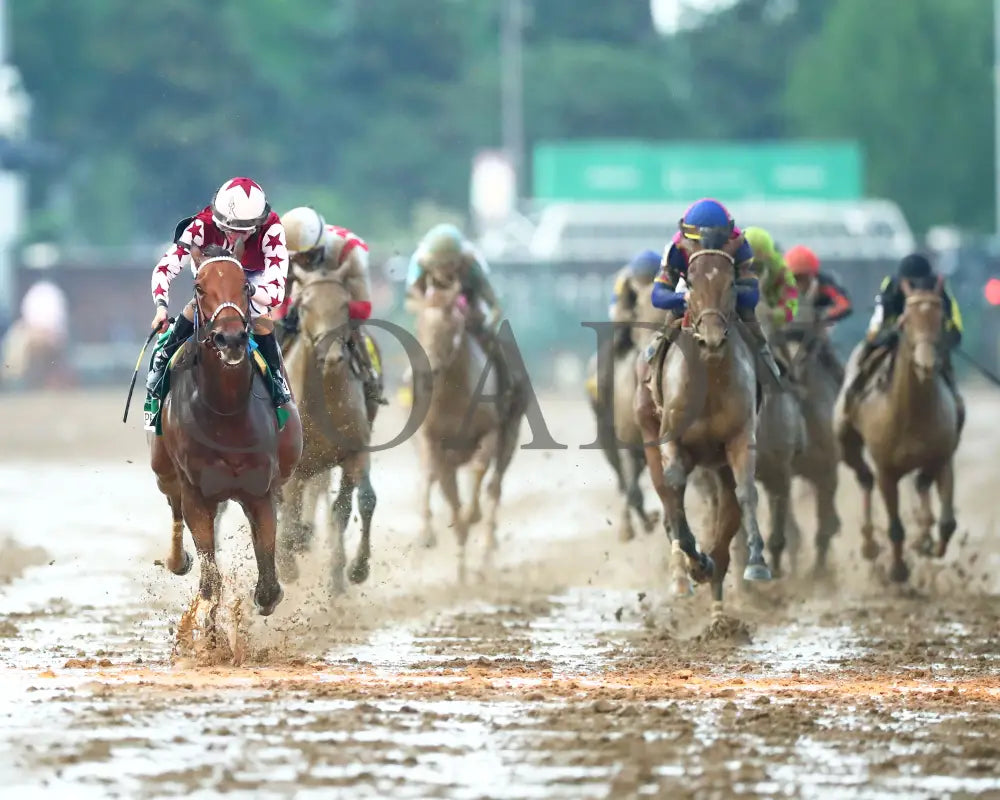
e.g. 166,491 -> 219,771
196,345 -> 252,416
888,337 -> 946,421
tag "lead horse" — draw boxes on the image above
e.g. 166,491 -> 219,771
636,234 -> 772,617
834,278 -> 962,582
149,246 -> 303,621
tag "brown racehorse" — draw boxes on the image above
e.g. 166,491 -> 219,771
413,278 -> 522,581
635,234 -> 771,618
586,280 -> 664,542
276,263 -> 378,595
834,278 -> 961,583
149,246 -> 303,620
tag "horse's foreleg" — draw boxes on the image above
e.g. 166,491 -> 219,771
244,495 -> 283,616
350,464 -> 376,585
418,436 -> 437,549
914,471 -> 936,556
662,442 -> 710,585
329,465 -> 358,597
628,447 -> 657,534
934,459 -> 957,558
181,488 -> 222,640
726,429 -> 771,583
838,423 -> 877,560
709,468 -> 743,619
619,447 -> 637,543
439,467 -> 468,583
763,472 -> 791,579
276,474 -> 306,582
813,469 -> 840,574
463,430 -> 497,532
158,473 -> 191,576
878,469 -> 908,583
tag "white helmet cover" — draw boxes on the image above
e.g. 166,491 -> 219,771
211,177 -> 270,231
280,206 -> 327,254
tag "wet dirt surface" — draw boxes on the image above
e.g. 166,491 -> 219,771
1,387 -> 999,798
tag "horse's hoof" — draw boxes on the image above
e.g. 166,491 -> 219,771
861,541 -> 880,561
168,549 -> 193,576
643,511 -> 659,533
255,585 -> 284,617
348,558 -> 370,585
330,575 -> 347,596
743,563 -> 772,582
889,560 -> 910,584
690,554 -> 715,584
420,532 -> 437,549
619,525 -> 636,543
463,507 -> 483,527
671,578 -> 694,598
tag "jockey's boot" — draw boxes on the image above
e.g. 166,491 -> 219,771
146,314 -> 194,398
275,304 -> 299,349
349,327 -> 388,408
255,332 -> 293,407
738,307 -> 782,383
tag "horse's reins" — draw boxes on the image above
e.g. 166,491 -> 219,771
295,274 -> 353,361
192,256 -> 261,415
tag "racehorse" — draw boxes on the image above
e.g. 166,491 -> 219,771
149,245 -> 303,621
694,297 -> 807,579
276,263 -> 379,595
635,233 -> 771,618
778,296 -> 844,574
834,277 -> 962,582
413,278 -> 522,581
586,280 -> 664,541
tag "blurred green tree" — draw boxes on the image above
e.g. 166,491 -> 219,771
785,0 -> 993,232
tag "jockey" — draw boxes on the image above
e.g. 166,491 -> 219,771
844,252 -> 963,405
784,244 -> 852,380
276,206 -> 387,407
405,223 -> 515,397
784,245 -> 853,325
609,249 -> 662,355
146,177 -> 292,408
649,198 -> 782,381
742,227 -> 799,327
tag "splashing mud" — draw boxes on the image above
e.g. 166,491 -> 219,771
1,388 -> 999,797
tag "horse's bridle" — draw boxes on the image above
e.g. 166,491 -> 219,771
295,274 -> 352,361
193,257 -> 252,355
897,291 -> 945,367
687,249 -> 735,337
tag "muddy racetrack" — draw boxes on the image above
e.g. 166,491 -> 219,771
1,387 -> 999,799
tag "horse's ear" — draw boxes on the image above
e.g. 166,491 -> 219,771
190,244 -> 204,269
291,263 -> 310,285
935,274 -> 944,294
901,278 -> 912,296
676,236 -> 695,255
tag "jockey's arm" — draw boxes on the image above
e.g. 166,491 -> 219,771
249,219 -> 290,334
818,273 -> 852,323
341,242 -> 373,321
150,218 -> 206,326
463,247 -> 503,327
775,258 -> 799,323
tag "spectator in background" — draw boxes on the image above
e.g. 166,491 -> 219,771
1,279 -> 72,390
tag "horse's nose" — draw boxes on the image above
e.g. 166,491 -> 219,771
215,330 -> 247,350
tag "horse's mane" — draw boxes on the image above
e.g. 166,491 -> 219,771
200,244 -> 234,260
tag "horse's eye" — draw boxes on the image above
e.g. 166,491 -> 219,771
195,285 -> 205,295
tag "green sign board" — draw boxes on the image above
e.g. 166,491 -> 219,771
532,140 -> 863,202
